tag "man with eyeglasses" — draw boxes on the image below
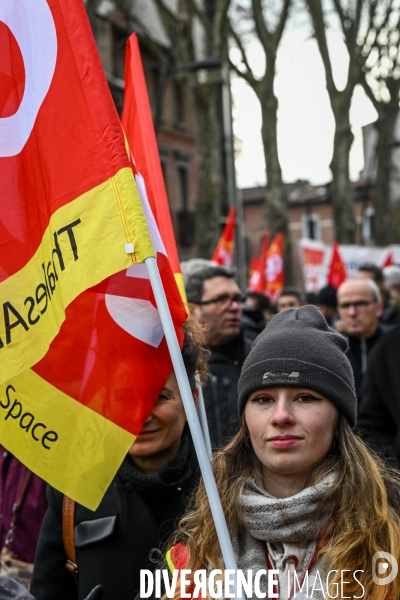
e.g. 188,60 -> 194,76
186,266 -> 252,447
337,278 -> 390,404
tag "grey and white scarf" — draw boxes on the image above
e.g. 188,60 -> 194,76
231,475 -> 334,600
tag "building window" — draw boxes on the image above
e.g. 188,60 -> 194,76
174,151 -> 191,211
362,208 -> 375,242
302,214 -> 320,240
173,81 -> 185,129
178,167 -> 189,211
158,145 -> 169,192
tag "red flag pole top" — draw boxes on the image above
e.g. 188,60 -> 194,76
212,207 -> 236,266
327,241 -> 347,289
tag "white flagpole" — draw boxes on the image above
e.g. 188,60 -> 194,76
146,257 -> 241,596
195,374 -> 212,459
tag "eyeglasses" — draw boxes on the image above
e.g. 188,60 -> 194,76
338,300 -> 376,311
193,293 -> 247,309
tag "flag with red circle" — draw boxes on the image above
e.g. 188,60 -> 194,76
0,0 -> 186,509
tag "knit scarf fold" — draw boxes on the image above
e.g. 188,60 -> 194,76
241,475 -> 333,543
118,427 -> 192,498
233,475 -> 334,600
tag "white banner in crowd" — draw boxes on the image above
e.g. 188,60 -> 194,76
298,239 -> 400,293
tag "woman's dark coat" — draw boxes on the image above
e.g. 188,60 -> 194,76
31,435 -> 198,600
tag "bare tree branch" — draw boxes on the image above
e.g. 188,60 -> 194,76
229,56 -> 258,87
331,0 -> 346,32
251,0 -> 270,54
360,76 -> 381,113
274,0 -> 291,45
227,0 -> 294,277
213,0 -> 231,55
306,0 -> 337,95
153,0 -> 178,23
186,0 -> 212,37
228,22 -> 258,86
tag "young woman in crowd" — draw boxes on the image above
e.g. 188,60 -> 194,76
30,321 -> 208,600
167,306 -> 400,600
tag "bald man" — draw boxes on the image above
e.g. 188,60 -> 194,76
337,278 -> 390,404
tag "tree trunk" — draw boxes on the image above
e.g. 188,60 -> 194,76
329,96 -> 356,243
373,108 -> 398,245
193,80 -> 224,258
259,87 -> 293,284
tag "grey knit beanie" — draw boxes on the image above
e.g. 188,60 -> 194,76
238,305 -> 357,426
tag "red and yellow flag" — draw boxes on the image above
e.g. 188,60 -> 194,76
327,241 -> 347,289
265,233 -> 284,302
212,207 -> 236,266
0,0 -> 185,509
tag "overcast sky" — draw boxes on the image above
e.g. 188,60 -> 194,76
231,25 -> 378,189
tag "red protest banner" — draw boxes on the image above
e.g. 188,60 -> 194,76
212,207 -> 236,267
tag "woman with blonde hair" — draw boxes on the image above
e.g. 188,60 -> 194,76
168,306 -> 400,600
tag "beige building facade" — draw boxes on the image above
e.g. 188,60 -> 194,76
242,181 -> 374,286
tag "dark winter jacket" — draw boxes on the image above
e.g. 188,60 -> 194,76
202,331 -> 252,448
31,431 -> 198,600
380,296 -> 400,327
0,577 -> 102,600
344,325 -> 388,403
241,310 -> 266,343
0,575 -> 34,600
0,449 -> 47,563
357,325 -> 400,461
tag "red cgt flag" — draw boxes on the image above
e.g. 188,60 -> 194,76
121,34 -> 186,303
0,0 -> 186,509
247,257 -> 261,292
327,241 -> 347,289
251,233 -> 270,294
265,233 -> 284,302
212,207 -> 236,266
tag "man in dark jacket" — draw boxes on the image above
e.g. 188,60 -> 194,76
358,325 -> 400,461
186,266 -> 251,448
337,278 -> 388,403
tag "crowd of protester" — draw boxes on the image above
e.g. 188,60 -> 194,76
2,260 -> 400,600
